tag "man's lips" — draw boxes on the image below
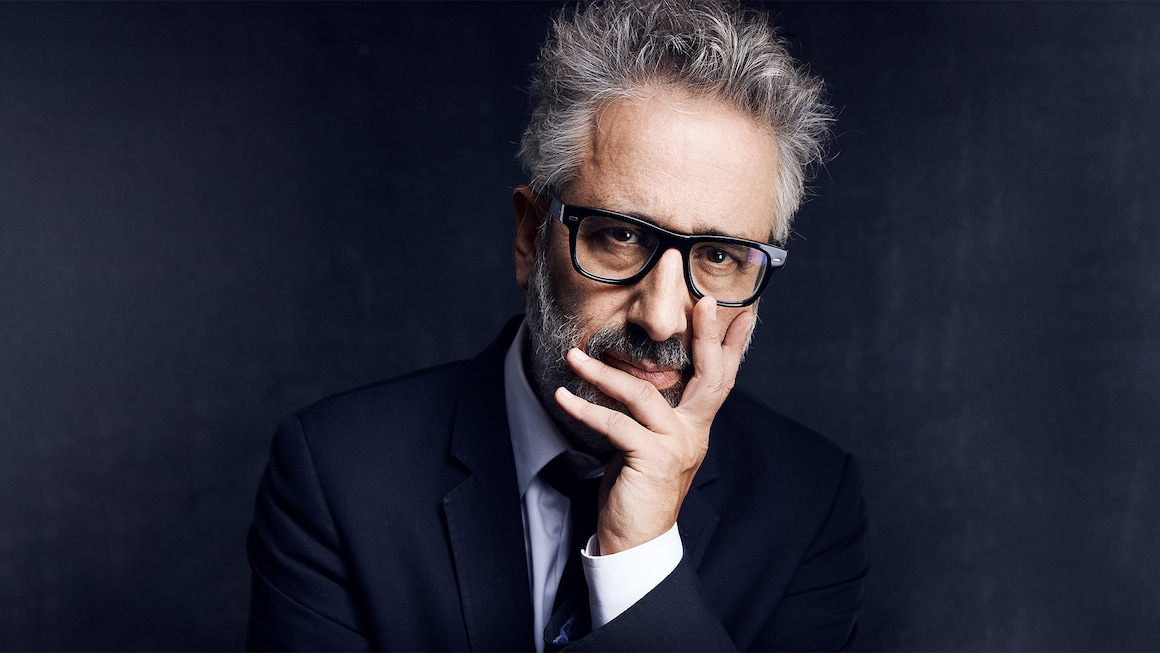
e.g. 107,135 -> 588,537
601,353 -> 684,390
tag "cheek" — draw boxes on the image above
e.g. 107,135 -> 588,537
543,242 -> 581,311
717,306 -> 754,341
549,254 -> 635,335
566,285 -> 634,336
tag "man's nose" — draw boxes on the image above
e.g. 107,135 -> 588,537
626,248 -> 694,342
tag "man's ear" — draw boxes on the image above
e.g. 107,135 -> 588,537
512,185 -> 546,290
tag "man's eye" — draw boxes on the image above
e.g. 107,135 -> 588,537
693,244 -> 751,278
706,249 -> 731,264
703,248 -> 739,266
599,227 -> 642,244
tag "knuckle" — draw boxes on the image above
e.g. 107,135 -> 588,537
630,380 -> 657,405
604,410 -> 636,434
705,376 -> 732,396
574,398 -> 596,418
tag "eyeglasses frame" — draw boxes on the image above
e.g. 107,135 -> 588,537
547,194 -> 787,308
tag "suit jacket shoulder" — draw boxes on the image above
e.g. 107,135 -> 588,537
293,359 -> 472,497
248,321 -> 534,652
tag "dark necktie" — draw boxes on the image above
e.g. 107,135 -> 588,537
539,452 -> 601,651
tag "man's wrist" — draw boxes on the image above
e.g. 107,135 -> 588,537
581,522 -> 683,629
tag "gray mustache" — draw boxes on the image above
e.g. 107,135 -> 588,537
585,323 -> 691,371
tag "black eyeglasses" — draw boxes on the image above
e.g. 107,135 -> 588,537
547,195 -> 787,308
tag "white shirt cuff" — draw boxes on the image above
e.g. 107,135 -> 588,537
580,523 -> 684,629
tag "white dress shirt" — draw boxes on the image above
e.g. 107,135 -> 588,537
503,321 -> 683,652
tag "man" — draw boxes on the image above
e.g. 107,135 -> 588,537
247,0 -> 867,650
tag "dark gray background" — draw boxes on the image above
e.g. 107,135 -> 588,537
2,1 -> 1157,650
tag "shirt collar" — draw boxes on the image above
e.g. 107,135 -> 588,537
505,320 -> 574,497
505,320 -> 605,494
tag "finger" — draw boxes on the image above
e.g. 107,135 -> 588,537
563,348 -> 680,430
689,296 -> 725,381
554,385 -> 651,452
720,308 -> 755,373
677,297 -> 734,417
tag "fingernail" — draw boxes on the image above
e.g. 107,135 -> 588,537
557,386 -> 574,399
570,348 -> 589,361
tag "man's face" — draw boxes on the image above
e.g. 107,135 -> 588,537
515,89 -> 781,454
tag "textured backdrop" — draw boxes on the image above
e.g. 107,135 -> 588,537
1,2 -> 1158,650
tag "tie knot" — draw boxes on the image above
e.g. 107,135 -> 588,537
539,452 -> 601,503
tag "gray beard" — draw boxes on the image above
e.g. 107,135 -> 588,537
523,244 -> 692,457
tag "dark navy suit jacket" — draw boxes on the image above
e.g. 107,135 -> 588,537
247,318 -> 867,651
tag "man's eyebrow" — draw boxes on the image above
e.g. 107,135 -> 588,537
688,226 -> 733,237
610,205 -> 774,243
690,224 -> 768,242
689,224 -> 775,243
626,211 -> 728,237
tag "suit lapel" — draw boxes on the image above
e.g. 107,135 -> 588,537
678,432 -> 721,568
442,320 -> 535,652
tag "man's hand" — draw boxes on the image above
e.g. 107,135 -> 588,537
554,296 -> 755,555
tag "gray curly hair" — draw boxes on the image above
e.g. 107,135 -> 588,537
517,0 -> 831,244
